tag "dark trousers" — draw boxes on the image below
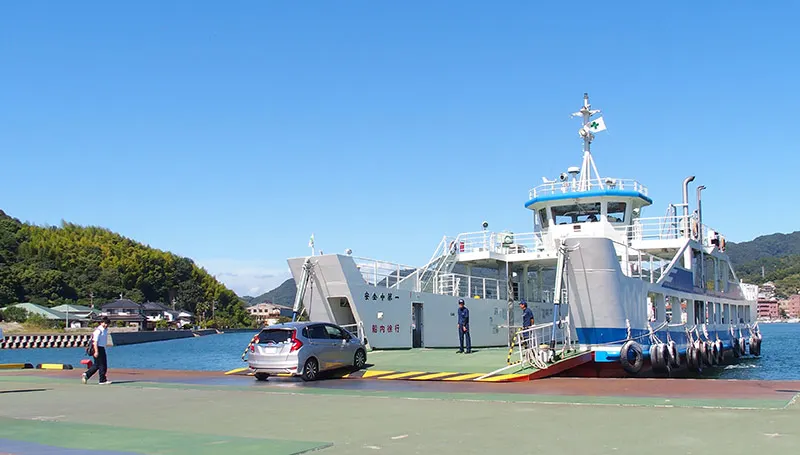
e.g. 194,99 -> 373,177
85,346 -> 108,382
458,326 -> 471,352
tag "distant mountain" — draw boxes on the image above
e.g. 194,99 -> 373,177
246,278 -> 296,307
726,231 -> 800,298
726,231 -> 800,266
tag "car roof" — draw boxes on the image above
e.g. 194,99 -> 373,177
262,321 -> 327,330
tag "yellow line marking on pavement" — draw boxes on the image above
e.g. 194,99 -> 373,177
223,367 -> 249,375
409,372 -> 459,381
474,373 -> 528,382
442,373 -> 483,381
37,364 -> 72,370
361,370 -> 395,378
378,371 -> 426,380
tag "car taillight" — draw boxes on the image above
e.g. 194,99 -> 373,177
290,330 -> 303,352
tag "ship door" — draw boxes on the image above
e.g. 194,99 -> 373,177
412,303 -> 424,348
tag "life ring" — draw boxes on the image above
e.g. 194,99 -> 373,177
619,340 -> 643,375
668,341 -> 680,368
690,218 -> 699,239
449,241 -> 457,254
719,236 -> 726,251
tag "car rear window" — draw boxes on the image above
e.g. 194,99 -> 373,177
257,329 -> 293,344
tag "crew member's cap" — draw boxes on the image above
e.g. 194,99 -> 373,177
458,298 -> 465,304
519,299 -> 527,307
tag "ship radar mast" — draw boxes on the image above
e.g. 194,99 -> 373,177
571,93 -> 605,191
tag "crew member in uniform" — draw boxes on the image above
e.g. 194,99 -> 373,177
520,300 -> 534,347
456,299 -> 471,354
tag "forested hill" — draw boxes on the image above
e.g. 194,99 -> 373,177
244,278 -> 296,307
0,209 -> 250,326
726,231 -> 800,265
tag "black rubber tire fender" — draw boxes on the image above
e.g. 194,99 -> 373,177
668,341 -> 680,368
739,337 -> 747,356
732,338 -> 740,358
650,343 -> 663,373
699,341 -> 709,366
619,340 -> 643,375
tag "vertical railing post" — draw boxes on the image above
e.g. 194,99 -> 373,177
482,278 -> 486,299
468,276 -> 471,298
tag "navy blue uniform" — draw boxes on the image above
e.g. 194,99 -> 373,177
522,307 -> 534,328
457,306 -> 471,353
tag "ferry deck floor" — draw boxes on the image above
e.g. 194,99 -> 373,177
1,368 -> 799,455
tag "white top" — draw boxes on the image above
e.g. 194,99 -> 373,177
92,326 -> 108,347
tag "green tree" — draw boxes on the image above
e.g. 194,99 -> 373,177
1,306 -> 28,323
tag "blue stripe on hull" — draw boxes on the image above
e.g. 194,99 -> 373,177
576,327 -> 742,362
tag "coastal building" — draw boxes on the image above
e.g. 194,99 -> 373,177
758,282 -> 776,300
247,303 -> 289,325
757,297 -> 780,320
51,304 -> 97,328
783,295 -> 800,319
100,299 -> 145,329
141,302 -> 195,329
1,302 -> 91,328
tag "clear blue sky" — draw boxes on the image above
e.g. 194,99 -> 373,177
1,2 -> 797,296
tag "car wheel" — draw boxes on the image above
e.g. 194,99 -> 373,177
354,349 -> 367,370
254,373 -> 269,381
301,358 -> 319,382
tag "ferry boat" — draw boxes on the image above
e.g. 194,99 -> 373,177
287,94 -> 762,377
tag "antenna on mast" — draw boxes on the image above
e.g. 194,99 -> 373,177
572,93 -> 605,191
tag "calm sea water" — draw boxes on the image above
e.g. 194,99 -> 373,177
1,324 -> 799,380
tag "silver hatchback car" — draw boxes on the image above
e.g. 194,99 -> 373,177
247,321 -> 367,381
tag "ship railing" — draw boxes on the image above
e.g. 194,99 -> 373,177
353,257 -> 418,288
340,321 -> 365,343
611,241 -> 672,283
514,319 -> 574,369
450,230 -> 548,255
529,178 -> 648,199
434,273 -> 508,301
622,215 -> 686,241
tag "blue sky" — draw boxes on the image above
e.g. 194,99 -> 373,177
1,2 -> 797,296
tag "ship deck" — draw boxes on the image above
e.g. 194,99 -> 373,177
1,368 -> 798,454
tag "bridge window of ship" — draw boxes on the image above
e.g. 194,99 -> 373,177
605,201 -> 627,223
551,202 -> 602,224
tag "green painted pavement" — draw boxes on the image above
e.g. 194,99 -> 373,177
0,374 -> 793,410
0,417 -> 329,455
0,375 -> 798,455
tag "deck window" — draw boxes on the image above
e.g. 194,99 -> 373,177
551,202 -> 601,224
537,208 -> 549,229
606,202 -> 627,223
